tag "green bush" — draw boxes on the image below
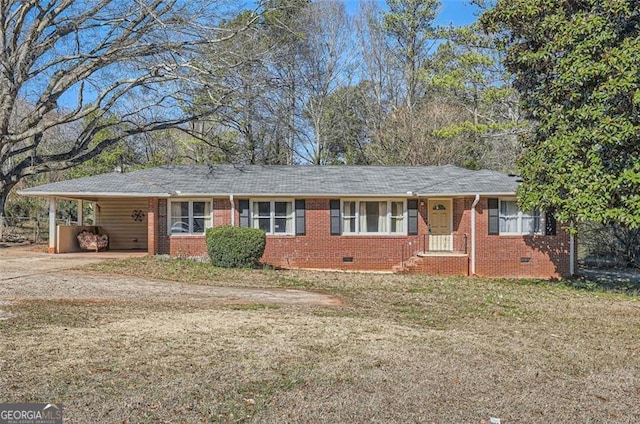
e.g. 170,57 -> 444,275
206,226 -> 266,268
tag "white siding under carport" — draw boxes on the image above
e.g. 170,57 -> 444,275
96,198 -> 148,250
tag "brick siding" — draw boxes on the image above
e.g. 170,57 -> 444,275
402,255 -> 470,276
474,198 -> 572,279
147,196 -> 574,279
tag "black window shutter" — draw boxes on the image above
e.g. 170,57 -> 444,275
488,198 -> 499,235
239,200 -> 250,227
545,210 -> 557,235
295,199 -> 306,235
407,199 -> 418,235
330,199 -> 341,235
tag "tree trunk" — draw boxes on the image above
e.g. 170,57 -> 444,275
0,183 -> 11,241
0,183 -> 11,217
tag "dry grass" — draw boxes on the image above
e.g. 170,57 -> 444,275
1,257 -> 639,423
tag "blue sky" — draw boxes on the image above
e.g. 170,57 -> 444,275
343,0 -> 481,27
57,1 -> 481,109
435,0 -> 481,27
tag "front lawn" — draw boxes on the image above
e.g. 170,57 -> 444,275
1,257 -> 639,423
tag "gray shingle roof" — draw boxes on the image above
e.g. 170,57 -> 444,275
19,164 -> 521,197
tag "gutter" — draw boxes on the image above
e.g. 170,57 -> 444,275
17,191 -> 171,198
470,194 -> 481,276
18,190 -> 518,199
169,192 -> 518,198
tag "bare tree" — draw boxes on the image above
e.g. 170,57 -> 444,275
366,98 -> 473,166
182,8 -> 278,164
0,0 -> 260,213
296,0 -> 356,164
354,0 -> 402,138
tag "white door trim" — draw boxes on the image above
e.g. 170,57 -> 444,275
428,198 -> 453,251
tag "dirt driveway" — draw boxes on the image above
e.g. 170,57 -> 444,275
0,247 -> 341,319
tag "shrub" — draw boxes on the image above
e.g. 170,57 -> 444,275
206,225 -> 266,268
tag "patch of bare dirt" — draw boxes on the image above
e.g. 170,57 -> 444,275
0,248 -> 341,309
2,252 -> 639,423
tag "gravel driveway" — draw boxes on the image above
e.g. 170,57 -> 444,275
0,247 -> 341,319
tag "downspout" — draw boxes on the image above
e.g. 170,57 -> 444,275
470,194 -> 480,276
569,221 -> 575,276
230,194 -> 235,227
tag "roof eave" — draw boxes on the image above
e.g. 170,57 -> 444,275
114,191 -> 519,198
17,190 -> 170,198
18,190 -> 517,198
170,193 -> 420,198
417,192 -> 517,197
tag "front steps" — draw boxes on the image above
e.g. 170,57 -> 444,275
393,251 -> 469,276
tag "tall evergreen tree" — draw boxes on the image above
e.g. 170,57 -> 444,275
482,0 -> 640,227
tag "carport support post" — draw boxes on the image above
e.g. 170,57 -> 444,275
77,200 -> 83,225
48,197 -> 57,253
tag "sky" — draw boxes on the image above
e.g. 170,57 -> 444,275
56,0 -> 482,110
343,0 -> 481,27
434,0 -> 481,27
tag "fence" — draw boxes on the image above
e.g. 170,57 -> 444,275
0,216 -> 81,244
0,216 -> 47,244
0,215 -> 97,243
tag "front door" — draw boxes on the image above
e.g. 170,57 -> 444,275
428,199 -> 452,251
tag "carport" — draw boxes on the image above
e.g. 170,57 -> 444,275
17,172 -> 164,254
43,196 -> 149,253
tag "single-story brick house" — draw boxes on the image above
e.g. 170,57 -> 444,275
19,164 -> 576,278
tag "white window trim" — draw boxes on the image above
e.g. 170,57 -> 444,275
498,198 -> 543,236
250,199 -> 296,235
167,199 -> 213,236
340,199 -> 407,235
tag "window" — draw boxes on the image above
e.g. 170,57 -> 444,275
341,200 -> 406,235
391,201 -> 404,232
169,200 -> 212,234
251,200 -> 294,234
499,199 -> 541,235
342,201 -> 356,233
253,201 -> 271,232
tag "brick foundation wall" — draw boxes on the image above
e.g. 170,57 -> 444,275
169,235 -> 208,257
406,255 -> 470,276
